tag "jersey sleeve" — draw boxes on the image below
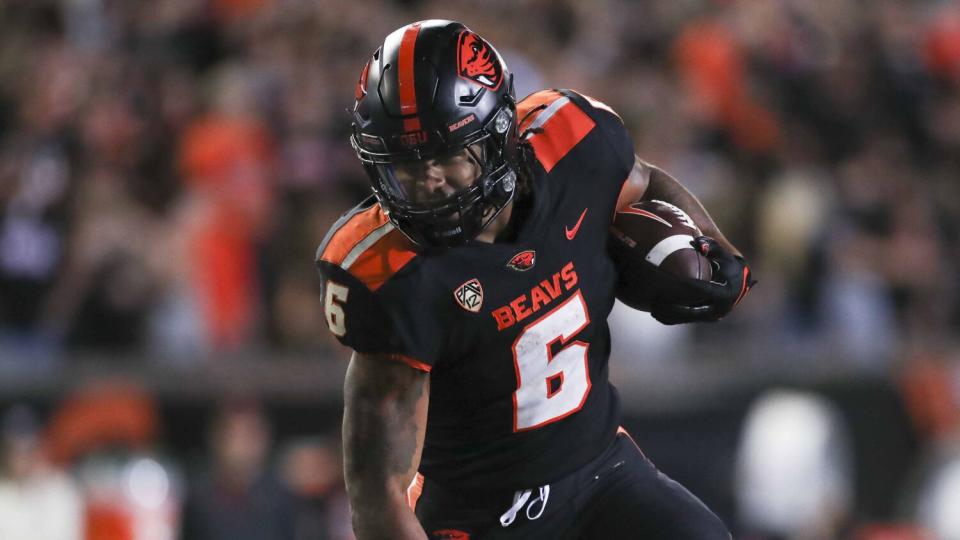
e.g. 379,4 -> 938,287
518,89 -> 636,202
317,260 -> 445,372
563,90 -> 636,183
315,200 -> 438,372
317,260 -> 396,352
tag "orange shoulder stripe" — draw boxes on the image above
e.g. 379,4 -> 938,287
320,204 -> 417,291
320,205 -> 389,265
347,227 -> 418,290
517,90 -> 565,133
523,95 -> 596,173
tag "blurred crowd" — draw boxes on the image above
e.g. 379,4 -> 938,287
2,0 -> 960,538
1,0 -> 958,360
0,382 -> 352,540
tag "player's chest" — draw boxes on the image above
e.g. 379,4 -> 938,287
423,200 -> 617,426
439,200 -> 615,351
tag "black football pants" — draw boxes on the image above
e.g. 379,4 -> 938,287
412,430 -> 731,539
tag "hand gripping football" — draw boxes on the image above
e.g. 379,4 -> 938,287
608,200 -> 712,311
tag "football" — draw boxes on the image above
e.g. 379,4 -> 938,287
608,200 -> 713,311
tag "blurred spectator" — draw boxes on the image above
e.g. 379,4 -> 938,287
900,352 -> 960,442
179,398 -> 296,540
280,436 -> 353,540
608,299 -> 694,372
674,16 -> 780,154
45,380 -> 159,465
0,404 -> 83,540
0,120 -> 73,361
735,389 -> 854,539
923,4 -> 960,84
906,436 -> 960,540
174,63 -> 276,352
43,381 -> 179,540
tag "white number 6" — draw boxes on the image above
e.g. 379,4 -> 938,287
324,281 -> 349,336
513,290 -> 591,432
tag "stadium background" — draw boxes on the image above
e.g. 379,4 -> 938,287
1,0 -> 959,538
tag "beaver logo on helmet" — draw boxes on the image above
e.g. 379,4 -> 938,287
457,31 -> 503,90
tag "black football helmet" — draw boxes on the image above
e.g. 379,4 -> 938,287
350,20 -> 520,247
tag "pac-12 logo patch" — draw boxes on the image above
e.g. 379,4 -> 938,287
506,250 -> 536,271
454,278 -> 484,313
457,31 -> 503,90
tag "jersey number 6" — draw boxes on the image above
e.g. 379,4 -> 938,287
324,281 -> 349,337
512,290 -> 592,432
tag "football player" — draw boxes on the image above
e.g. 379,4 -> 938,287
317,20 -> 754,539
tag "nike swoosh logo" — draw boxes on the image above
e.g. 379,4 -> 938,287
565,208 -> 588,240
619,206 -> 672,228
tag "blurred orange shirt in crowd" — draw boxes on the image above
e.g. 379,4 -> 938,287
855,523 -> 933,540
179,115 -> 275,349
900,353 -> 960,440
213,0 -> 272,21
675,19 -> 780,153
85,506 -> 134,540
923,8 -> 960,81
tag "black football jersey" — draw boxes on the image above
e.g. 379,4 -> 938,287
317,89 -> 635,492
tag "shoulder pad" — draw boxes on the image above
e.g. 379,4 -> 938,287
317,200 -> 418,291
516,89 -> 598,173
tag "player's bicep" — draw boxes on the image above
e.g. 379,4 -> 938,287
615,154 -> 651,211
343,351 -> 430,497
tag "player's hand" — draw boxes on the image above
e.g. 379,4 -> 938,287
650,237 -> 756,325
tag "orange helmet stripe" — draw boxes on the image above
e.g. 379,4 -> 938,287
398,23 -> 422,132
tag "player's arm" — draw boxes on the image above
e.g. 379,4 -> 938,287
616,156 -> 741,257
615,155 -> 755,323
342,351 -> 430,540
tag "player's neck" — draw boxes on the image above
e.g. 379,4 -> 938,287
475,200 -> 514,243
476,166 -> 533,244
